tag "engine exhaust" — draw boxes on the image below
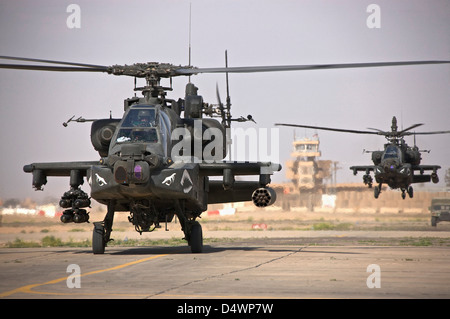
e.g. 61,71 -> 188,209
252,187 -> 276,207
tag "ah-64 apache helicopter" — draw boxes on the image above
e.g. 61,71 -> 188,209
1,55 -> 449,253
277,116 -> 450,199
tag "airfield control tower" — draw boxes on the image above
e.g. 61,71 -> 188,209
281,135 -> 332,210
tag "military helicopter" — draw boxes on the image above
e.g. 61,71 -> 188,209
1,56 -> 449,254
276,116 -> 450,199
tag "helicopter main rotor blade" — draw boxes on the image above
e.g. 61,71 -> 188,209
398,123 -> 424,135
216,83 -> 225,117
403,130 -> 450,135
366,127 -> 387,134
277,122 -> 450,137
0,63 -> 108,72
0,55 -> 108,69
176,60 -> 450,75
275,123 -> 379,135
1,55 -> 449,78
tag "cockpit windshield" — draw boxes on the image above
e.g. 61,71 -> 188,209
115,108 -> 158,143
122,108 -> 156,127
383,145 -> 398,159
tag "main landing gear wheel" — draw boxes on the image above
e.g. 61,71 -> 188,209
374,186 -> 380,199
92,222 -> 106,254
92,200 -> 115,255
189,222 -> 203,253
407,186 -> 413,198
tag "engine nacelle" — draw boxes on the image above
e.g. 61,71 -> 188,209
405,149 -> 421,165
371,151 -> 383,165
252,187 -> 277,207
91,119 -> 121,157
175,118 -> 228,161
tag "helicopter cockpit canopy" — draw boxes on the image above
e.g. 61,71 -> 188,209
383,145 -> 400,160
115,107 -> 158,143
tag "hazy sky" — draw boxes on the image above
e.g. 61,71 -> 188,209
0,0 -> 449,202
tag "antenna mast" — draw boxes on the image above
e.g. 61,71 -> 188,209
188,3 -> 192,82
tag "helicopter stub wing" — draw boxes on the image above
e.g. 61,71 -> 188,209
198,161 -> 282,206
23,161 -> 102,190
199,160 -> 281,190
412,164 -> 441,170
198,161 -> 281,176
411,165 -> 441,184
410,165 -> 441,184
349,165 -> 375,175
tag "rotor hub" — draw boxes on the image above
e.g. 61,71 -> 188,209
107,62 -> 193,79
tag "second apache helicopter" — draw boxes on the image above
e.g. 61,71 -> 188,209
277,116 -> 450,199
1,55 -> 449,253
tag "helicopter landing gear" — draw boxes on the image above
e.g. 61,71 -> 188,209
92,200 -> 115,254
187,221 -> 203,253
92,222 -> 106,254
400,186 -> 413,200
374,185 -> 381,199
407,186 -> 414,198
175,200 -> 203,253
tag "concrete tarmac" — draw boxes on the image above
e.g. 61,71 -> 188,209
1,231 -> 450,299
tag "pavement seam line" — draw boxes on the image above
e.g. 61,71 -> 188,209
148,247 -> 304,298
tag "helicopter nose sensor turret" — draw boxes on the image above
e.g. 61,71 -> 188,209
383,159 -> 399,173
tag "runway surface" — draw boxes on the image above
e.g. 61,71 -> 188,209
1,231 -> 450,300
